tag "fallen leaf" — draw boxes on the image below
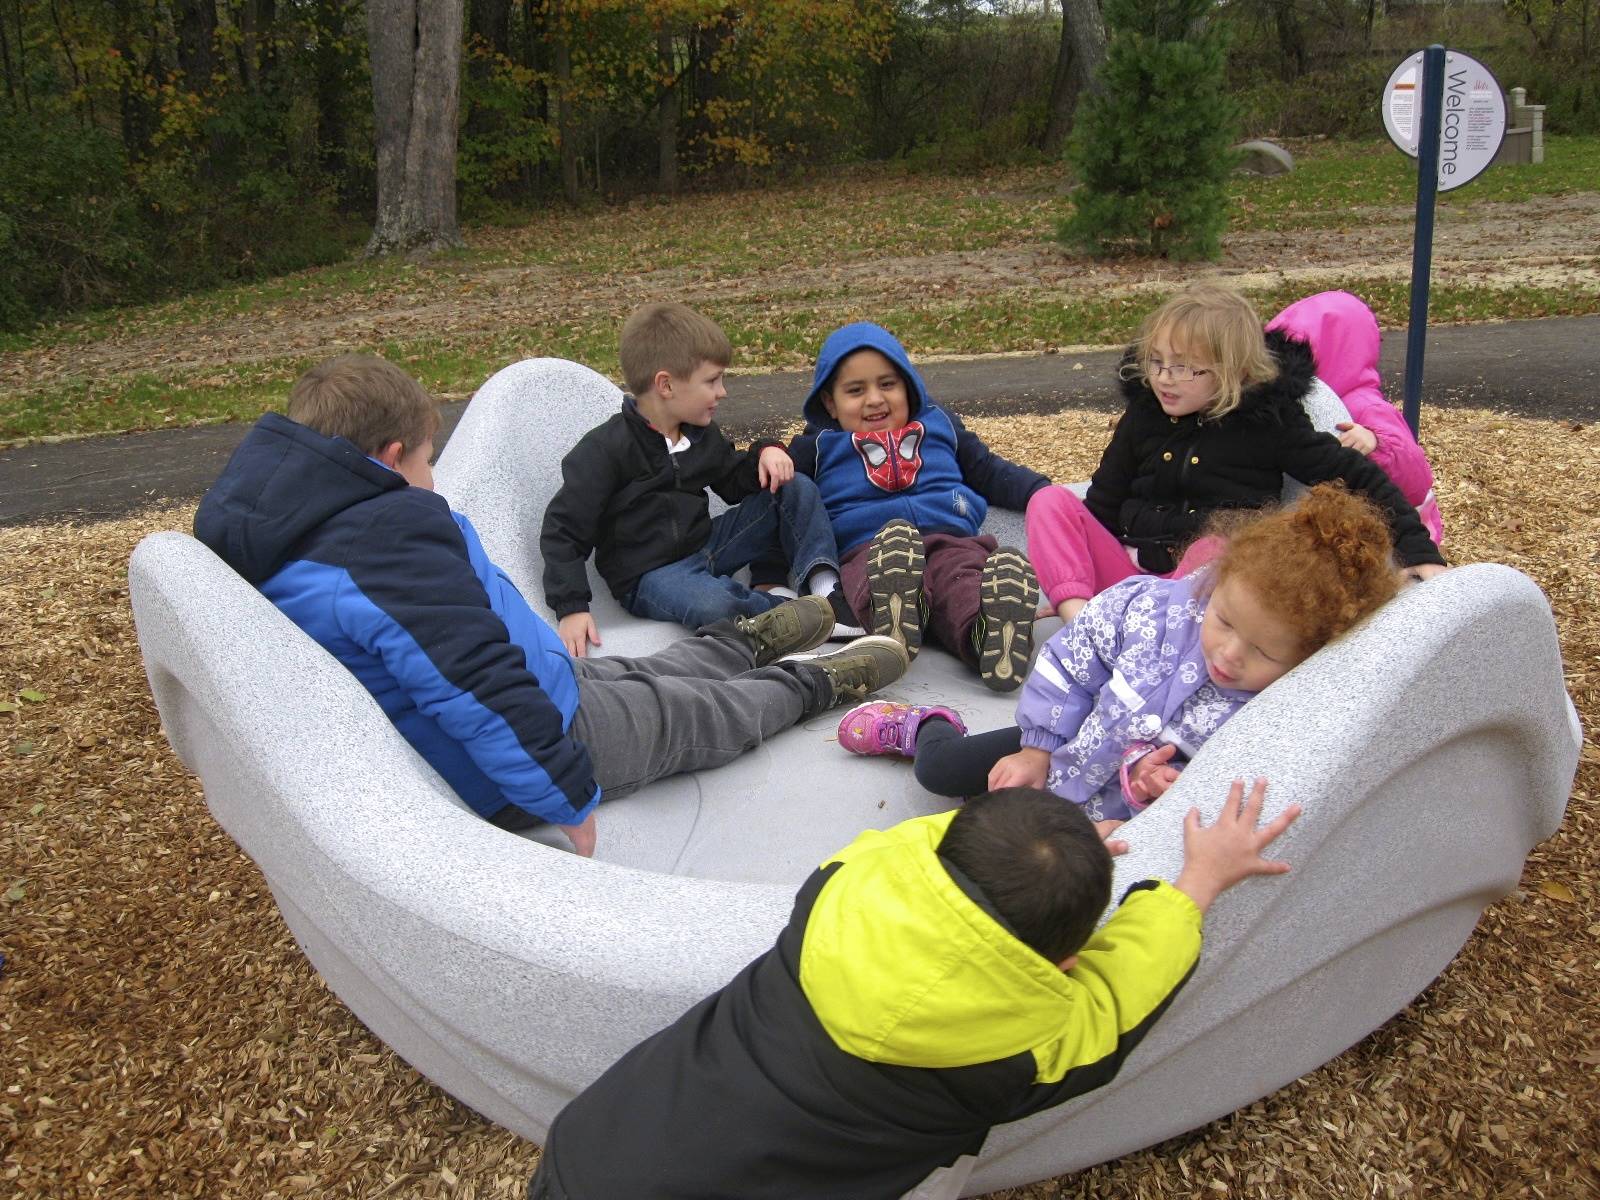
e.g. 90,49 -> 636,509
1537,881 -> 1576,903
18,689 -> 45,703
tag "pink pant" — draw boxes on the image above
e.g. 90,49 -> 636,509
1025,486 -> 1219,606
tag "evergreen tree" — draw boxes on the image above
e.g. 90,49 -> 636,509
1059,0 -> 1239,260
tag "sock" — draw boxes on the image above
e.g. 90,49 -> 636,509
805,568 -> 841,597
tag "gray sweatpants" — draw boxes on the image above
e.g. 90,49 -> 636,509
569,623 -> 826,801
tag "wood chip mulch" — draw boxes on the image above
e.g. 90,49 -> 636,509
3,406 -> 1597,1199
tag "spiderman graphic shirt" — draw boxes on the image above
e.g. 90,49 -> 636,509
852,423 -> 925,492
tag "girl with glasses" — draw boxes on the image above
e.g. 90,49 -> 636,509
1025,283 -> 1446,624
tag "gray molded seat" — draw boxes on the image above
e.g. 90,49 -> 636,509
131,359 -> 1577,1193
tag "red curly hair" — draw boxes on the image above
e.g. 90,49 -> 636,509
1210,484 -> 1401,659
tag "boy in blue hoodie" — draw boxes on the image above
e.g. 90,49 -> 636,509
193,354 -> 909,856
790,323 -> 1051,691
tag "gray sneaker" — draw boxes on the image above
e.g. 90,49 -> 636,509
735,594 -> 837,666
809,635 -> 911,708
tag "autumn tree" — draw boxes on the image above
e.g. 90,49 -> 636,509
367,0 -> 465,255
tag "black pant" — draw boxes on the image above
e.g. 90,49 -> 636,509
913,719 -> 1023,797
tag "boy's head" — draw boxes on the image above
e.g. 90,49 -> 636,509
619,303 -> 732,429
820,347 -> 912,434
805,323 -> 927,434
939,788 -> 1113,967
288,355 -> 440,489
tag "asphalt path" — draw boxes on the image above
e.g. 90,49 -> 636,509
3,314 -> 1596,527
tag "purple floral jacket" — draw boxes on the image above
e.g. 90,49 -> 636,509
1015,570 -> 1256,822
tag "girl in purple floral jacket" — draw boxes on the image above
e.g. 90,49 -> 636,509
838,485 -> 1409,836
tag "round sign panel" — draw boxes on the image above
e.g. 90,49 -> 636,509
1382,50 -> 1507,191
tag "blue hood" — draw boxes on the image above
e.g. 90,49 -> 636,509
194,413 -> 408,583
803,323 -> 933,428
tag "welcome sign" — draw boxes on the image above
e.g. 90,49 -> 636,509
1382,50 -> 1507,191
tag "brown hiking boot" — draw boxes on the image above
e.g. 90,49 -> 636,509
735,594 -> 836,666
808,635 -> 910,708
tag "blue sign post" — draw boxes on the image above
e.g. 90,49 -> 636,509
1401,46 -> 1446,438
1382,46 -> 1508,437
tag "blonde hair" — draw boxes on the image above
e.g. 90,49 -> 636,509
1123,284 -> 1278,420
619,302 -> 732,397
287,355 -> 439,455
1211,484 -> 1400,659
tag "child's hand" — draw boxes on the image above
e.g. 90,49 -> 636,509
560,812 -> 597,857
559,612 -> 602,658
987,747 -> 1050,791
1128,744 -> 1182,802
1172,778 -> 1302,914
1401,563 -> 1448,585
757,446 -> 794,492
1335,421 -> 1378,455
1095,819 -> 1129,857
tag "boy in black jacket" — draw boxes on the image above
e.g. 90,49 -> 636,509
541,303 -> 842,657
529,780 -> 1302,1198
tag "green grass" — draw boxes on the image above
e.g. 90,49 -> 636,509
1231,134 -> 1600,231
2,138 -> 1596,442
9,276 -> 1595,443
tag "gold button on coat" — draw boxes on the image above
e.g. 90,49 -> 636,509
1162,451 -> 1173,461
1189,455 -> 1200,465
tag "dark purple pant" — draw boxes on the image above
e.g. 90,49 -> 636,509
840,531 -> 997,667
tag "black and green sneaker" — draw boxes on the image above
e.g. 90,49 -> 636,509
975,547 -> 1038,692
864,519 -> 925,660
734,594 -> 836,666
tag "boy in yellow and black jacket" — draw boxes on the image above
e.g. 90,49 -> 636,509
529,782 -> 1301,1200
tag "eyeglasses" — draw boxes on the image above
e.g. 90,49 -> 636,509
1148,361 -> 1212,383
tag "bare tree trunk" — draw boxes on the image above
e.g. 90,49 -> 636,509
657,26 -> 679,193
173,0 -> 217,95
555,18 -> 578,204
367,0 -> 465,256
1273,0 -> 1306,82
1042,0 -> 1105,154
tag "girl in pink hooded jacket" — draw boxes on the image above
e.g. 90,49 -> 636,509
1267,290 -> 1444,543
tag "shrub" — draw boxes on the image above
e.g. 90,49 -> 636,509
1060,0 -> 1240,260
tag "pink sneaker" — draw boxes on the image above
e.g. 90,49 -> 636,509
837,702 -> 966,759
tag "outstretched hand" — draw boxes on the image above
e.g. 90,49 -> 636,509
1172,778 -> 1302,914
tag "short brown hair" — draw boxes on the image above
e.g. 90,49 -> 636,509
1211,484 -> 1401,659
618,303 -> 731,397
287,355 -> 439,456
1123,284 -> 1279,420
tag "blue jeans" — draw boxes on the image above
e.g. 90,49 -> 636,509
625,478 -> 839,629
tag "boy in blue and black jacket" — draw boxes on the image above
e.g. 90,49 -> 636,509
789,322 -> 1051,692
193,355 -> 908,856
